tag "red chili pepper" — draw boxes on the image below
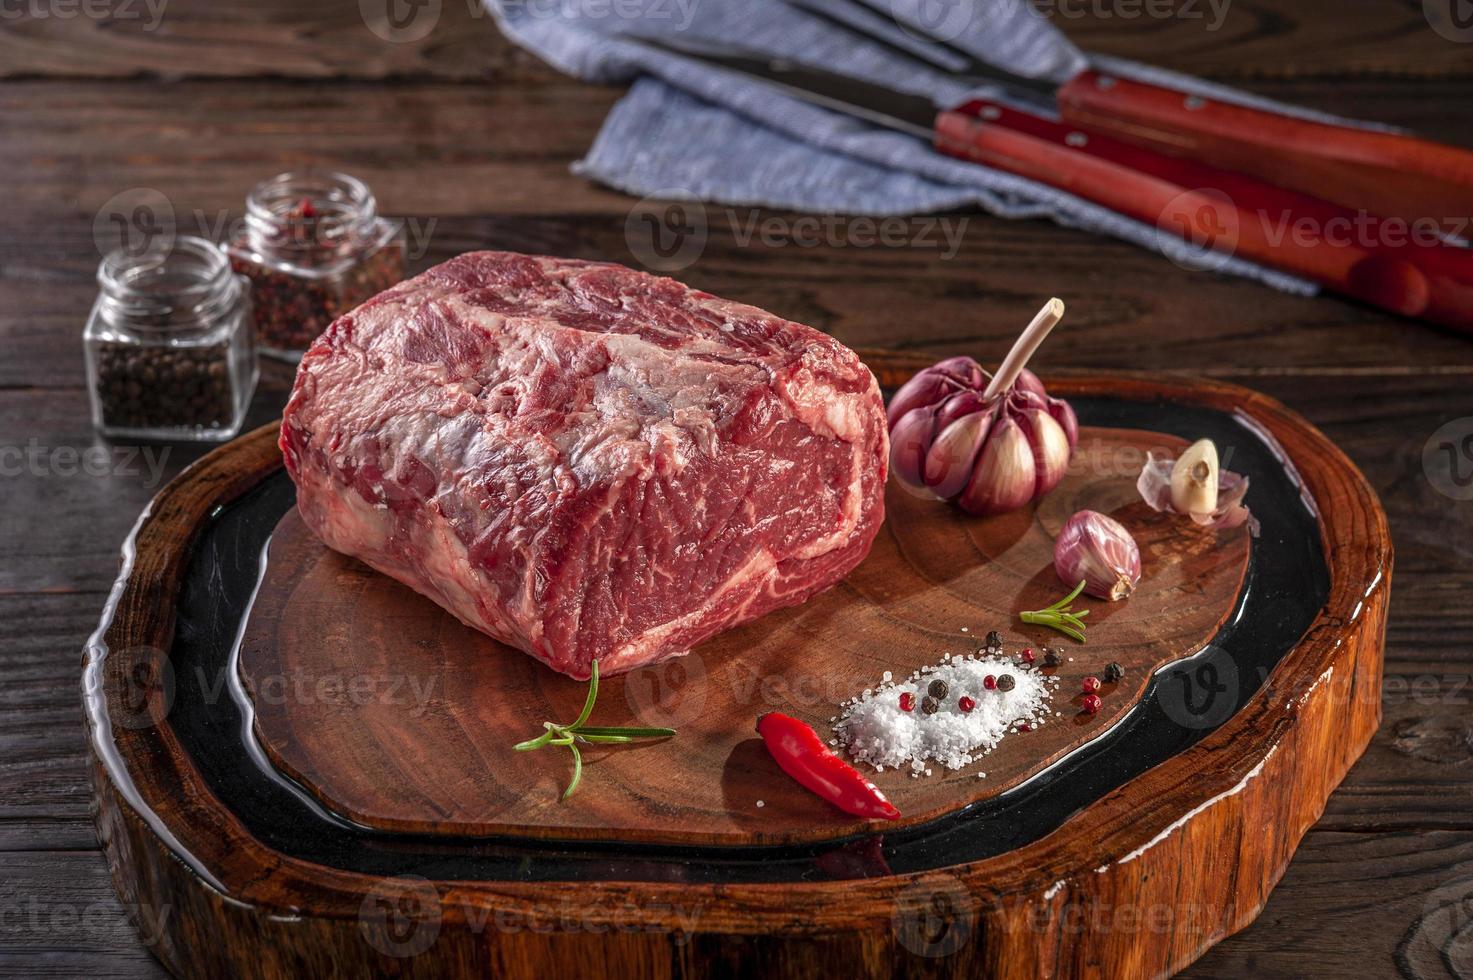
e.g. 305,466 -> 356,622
756,713 -> 900,821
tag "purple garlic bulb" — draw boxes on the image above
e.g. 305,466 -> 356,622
886,299 -> 1077,517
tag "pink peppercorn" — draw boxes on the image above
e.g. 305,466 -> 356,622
958,696 -> 976,713
899,692 -> 916,712
1020,648 -> 1035,665
1081,694 -> 1102,715
983,675 -> 997,691
1082,676 -> 1102,694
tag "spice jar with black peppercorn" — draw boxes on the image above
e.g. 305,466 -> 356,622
225,170 -> 405,360
84,237 -> 256,441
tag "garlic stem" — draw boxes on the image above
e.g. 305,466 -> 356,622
984,298 -> 1066,400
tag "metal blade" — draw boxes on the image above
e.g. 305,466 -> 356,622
777,0 -> 1058,106
628,35 -> 939,140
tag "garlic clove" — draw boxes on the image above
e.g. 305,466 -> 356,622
1014,368 -> 1048,398
886,372 -> 952,430
1170,438 -> 1220,515
1020,408 -> 1072,498
886,357 -> 985,427
925,410 -> 993,499
889,404 -> 937,487
959,416 -> 1036,516
1047,397 -> 1079,451
934,390 -> 990,431
936,355 -> 988,390
1054,510 -> 1142,601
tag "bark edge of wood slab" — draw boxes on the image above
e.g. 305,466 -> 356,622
83,356 -> 1390,980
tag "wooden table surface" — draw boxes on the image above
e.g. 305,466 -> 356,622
3,2 -> 1471,976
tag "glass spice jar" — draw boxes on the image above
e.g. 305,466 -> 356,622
225,171 -> 406,360
84,237 -> 257,441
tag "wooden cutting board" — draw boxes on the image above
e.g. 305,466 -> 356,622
84,361 -> 1389,980
238,428 -> 1248,845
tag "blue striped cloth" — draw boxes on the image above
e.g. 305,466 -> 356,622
485,0 -> 1384,294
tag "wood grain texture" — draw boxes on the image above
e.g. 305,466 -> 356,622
2,1 -> 1470,975
83,366 -> 1389,978
240,428 -> 1247,844
4,0 -> 1471,81
0,0 -> 546,82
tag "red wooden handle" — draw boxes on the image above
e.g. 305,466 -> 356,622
1058,69 -> 1473,233
935,100 -> 1473,333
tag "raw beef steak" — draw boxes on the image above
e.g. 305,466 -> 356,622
280,251 -> 888,679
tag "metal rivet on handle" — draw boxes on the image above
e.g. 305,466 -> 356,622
980,106 -> 1002,120
1184,95 -> 1207,110
1096,75 -> 1116,89
1065,132 -> 1088,147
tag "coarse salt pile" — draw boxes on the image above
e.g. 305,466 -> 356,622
833,651 -> 1057,776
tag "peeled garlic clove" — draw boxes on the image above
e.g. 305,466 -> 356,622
959,416 -> 1036,516
925,409 -> 993,499
1170,438 -> 1220,515
1018,407 -> 1071,498
889,404 -> 937,487
1054,510 -> 1141,601
1047,397 -> 1079,451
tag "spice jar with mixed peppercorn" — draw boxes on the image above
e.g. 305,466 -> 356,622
84,237 -> 257,441
224,170 -> 405,360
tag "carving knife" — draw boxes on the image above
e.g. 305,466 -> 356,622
631,35 -> 1473,333
782,0 -> 1473,231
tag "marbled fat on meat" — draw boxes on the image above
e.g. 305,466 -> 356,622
280,252 -> 889,679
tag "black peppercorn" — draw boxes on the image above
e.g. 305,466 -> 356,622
93,341 -> 237,432
985,630 -> 1003,650
921,695 -> 940,715
1043,647 -> 1062,668
927,679 -> 949,699
1104,662 -> 1125,683
996,674 -> 1016,692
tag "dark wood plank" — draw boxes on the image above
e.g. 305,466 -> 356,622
0,851 -> 168,978
0,594 -> 97,852
4,77 -> 1470,225
0,388 -> 286,593
4,0 -> 1471,82
0,0 -> 543,82
1065,0 -> 1473,80
1181,830 -> 1473,979
0,80 -> 627,221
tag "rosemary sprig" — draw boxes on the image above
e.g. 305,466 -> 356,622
1020,579 -> 1090,642
513,661 -> 674,799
